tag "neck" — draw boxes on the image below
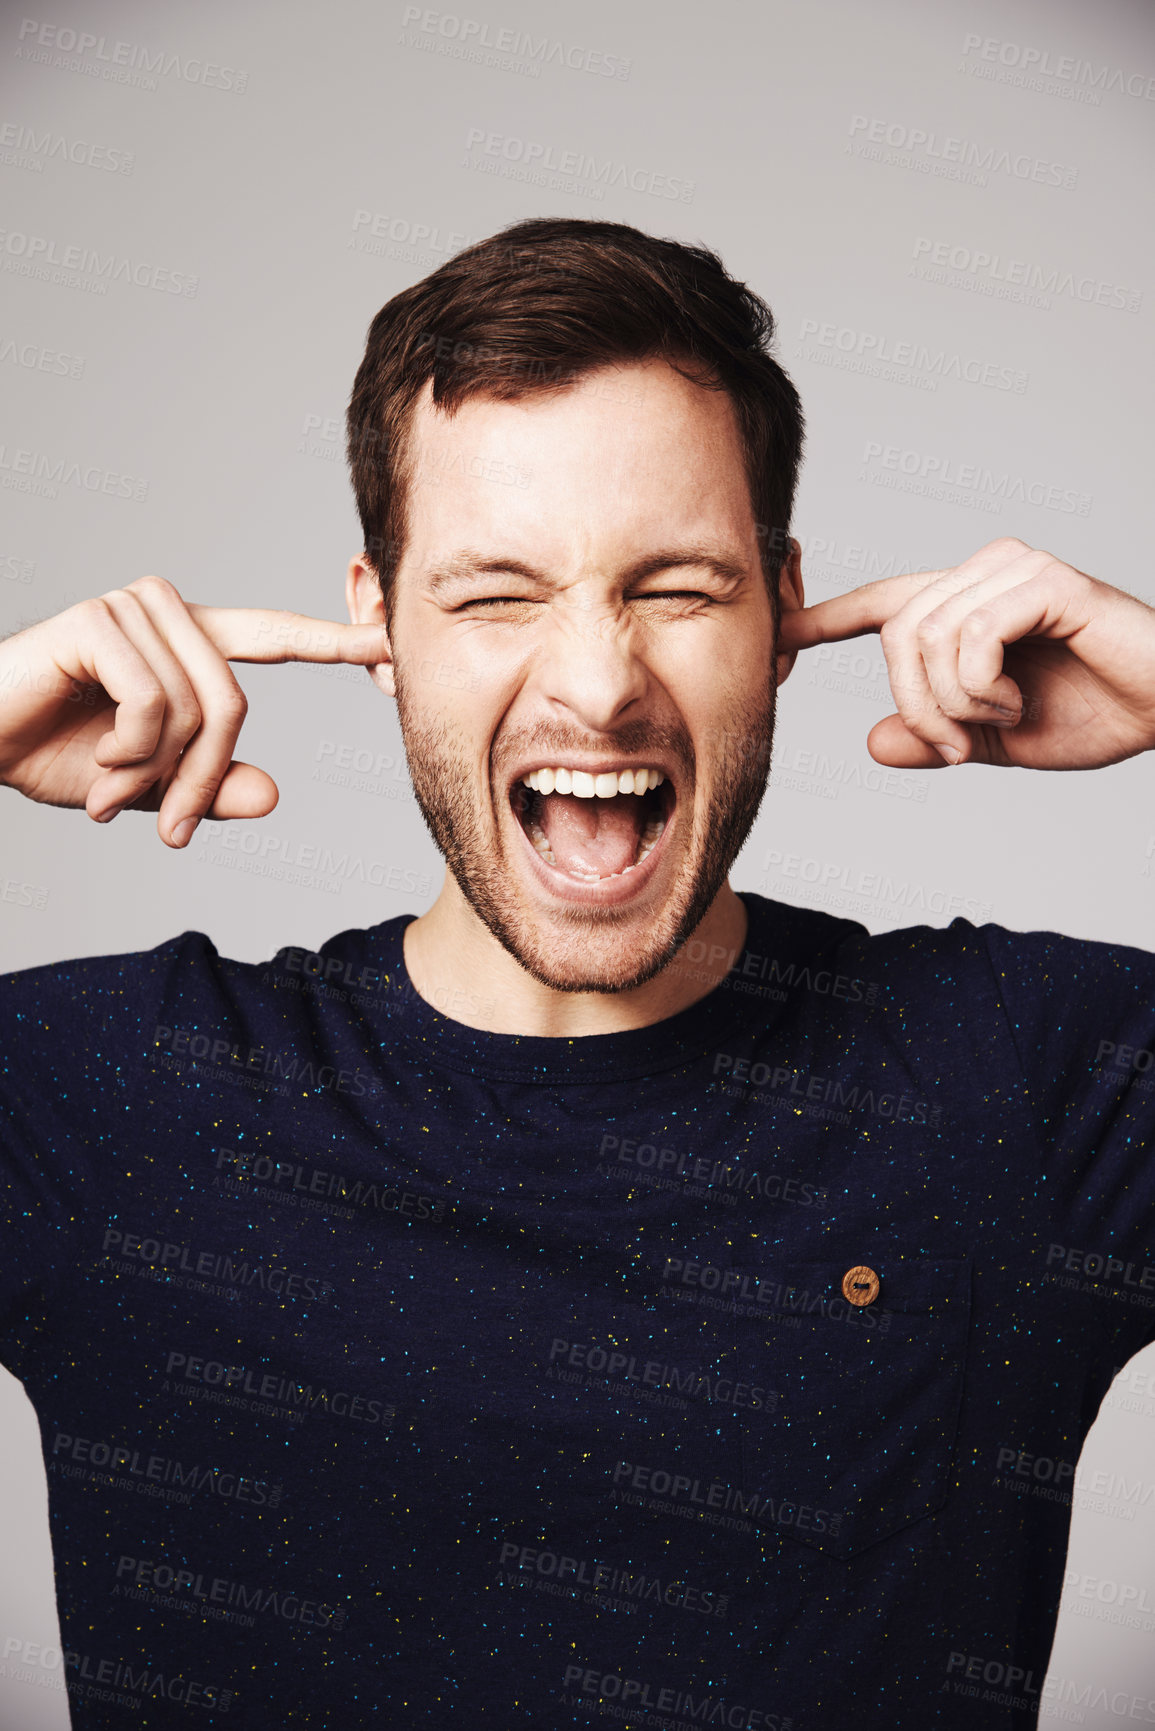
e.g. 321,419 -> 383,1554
402,874 -> 749,1037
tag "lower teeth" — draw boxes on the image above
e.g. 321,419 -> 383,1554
528,821 -> 556,865
526,815 -> 667,880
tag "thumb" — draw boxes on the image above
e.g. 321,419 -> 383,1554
867,713 -> 965,769
206,761 -> 279,820
866,713 -> 1011,768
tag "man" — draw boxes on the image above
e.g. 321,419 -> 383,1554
1,216 -> 1152,1729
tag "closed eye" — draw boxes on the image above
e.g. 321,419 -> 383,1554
451,595 -> 543,610
450,590 -> 719,614
629,590 -> 716,605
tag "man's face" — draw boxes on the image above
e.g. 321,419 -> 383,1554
359,357 -> 799,993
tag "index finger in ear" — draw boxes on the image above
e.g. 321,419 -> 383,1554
778,570 -> 954,651
187,607 -> 388,666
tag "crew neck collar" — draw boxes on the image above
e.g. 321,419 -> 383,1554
372,892 -> 793,1085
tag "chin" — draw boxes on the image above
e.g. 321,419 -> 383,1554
456,841 -> 727,998
490,920 -> 687,996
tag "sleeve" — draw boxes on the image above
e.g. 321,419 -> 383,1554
981,922 -> 1155,1347
0,932 -> 221,1375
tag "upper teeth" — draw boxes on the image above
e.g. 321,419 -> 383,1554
520,767 -> 666,798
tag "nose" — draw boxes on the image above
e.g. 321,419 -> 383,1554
531,599 -> 650,733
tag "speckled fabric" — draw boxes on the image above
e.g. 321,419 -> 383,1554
2,891 -> 1153,1728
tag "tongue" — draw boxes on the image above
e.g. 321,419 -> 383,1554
536,792 -> 644,878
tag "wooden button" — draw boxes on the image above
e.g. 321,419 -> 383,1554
841,1265 -> 880,1307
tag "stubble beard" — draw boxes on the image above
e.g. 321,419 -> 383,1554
393,661 -> 777,994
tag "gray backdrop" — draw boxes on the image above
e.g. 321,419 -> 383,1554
1,0 -> 1153,1720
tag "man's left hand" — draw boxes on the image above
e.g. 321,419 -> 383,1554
778,536 -> 1155,768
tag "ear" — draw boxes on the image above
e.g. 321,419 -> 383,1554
346,553 -> 396,698
775,538 -> 804,687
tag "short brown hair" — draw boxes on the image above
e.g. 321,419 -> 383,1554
346,216 -> 804,627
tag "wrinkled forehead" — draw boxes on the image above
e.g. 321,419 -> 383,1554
400,358 -> 758,577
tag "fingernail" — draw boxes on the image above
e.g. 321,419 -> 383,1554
989,706 -> 1020,727
95,804 -> 125,823
936,745 -> 962,765
172,816 -> 199,847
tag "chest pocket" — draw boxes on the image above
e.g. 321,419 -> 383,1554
729,1255 -> 972,1560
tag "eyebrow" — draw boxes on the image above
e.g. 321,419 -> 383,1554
423,548 -> 749,594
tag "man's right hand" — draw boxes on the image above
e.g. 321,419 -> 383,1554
0,576 -> 389,847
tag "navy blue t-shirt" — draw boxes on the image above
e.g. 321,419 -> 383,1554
2,891 -> 1155,1729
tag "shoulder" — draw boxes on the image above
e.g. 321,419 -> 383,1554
739,892 -> 1155,1058
745,889 -> 1153,982
0,917 -> 411,1048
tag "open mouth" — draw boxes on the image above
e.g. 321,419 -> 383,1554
509,766 -> 675,885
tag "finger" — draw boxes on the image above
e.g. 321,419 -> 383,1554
202,761 -> 279,823
778,572 -> 950,653
955,566 -> 1078,717
83,590 -> 204,823
867,712 -> 1014,769
914,553 -> 1056,726
90,589 -> 202,767
54,598 -> 168,764
114,578 -> 268,846
109,759 -> 278,820
779,537 -> 1036,652
187,607 -> 388,667
876,616 -> 974,764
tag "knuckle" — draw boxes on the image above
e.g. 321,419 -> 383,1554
110,664 -> 164,716
217,684 -> 248,725
169,699 -> 203,738
127,573 -> 181,605
956,665 -> 988,697
989,536 -> 1031,558
1037,551 -> 1069,583
132,683 -> 166,718
915,613 -> 948,648
137,667 -> 167,701
96,585 -> 136,611
76,595 -> 113,629
959,606 -> 997,637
